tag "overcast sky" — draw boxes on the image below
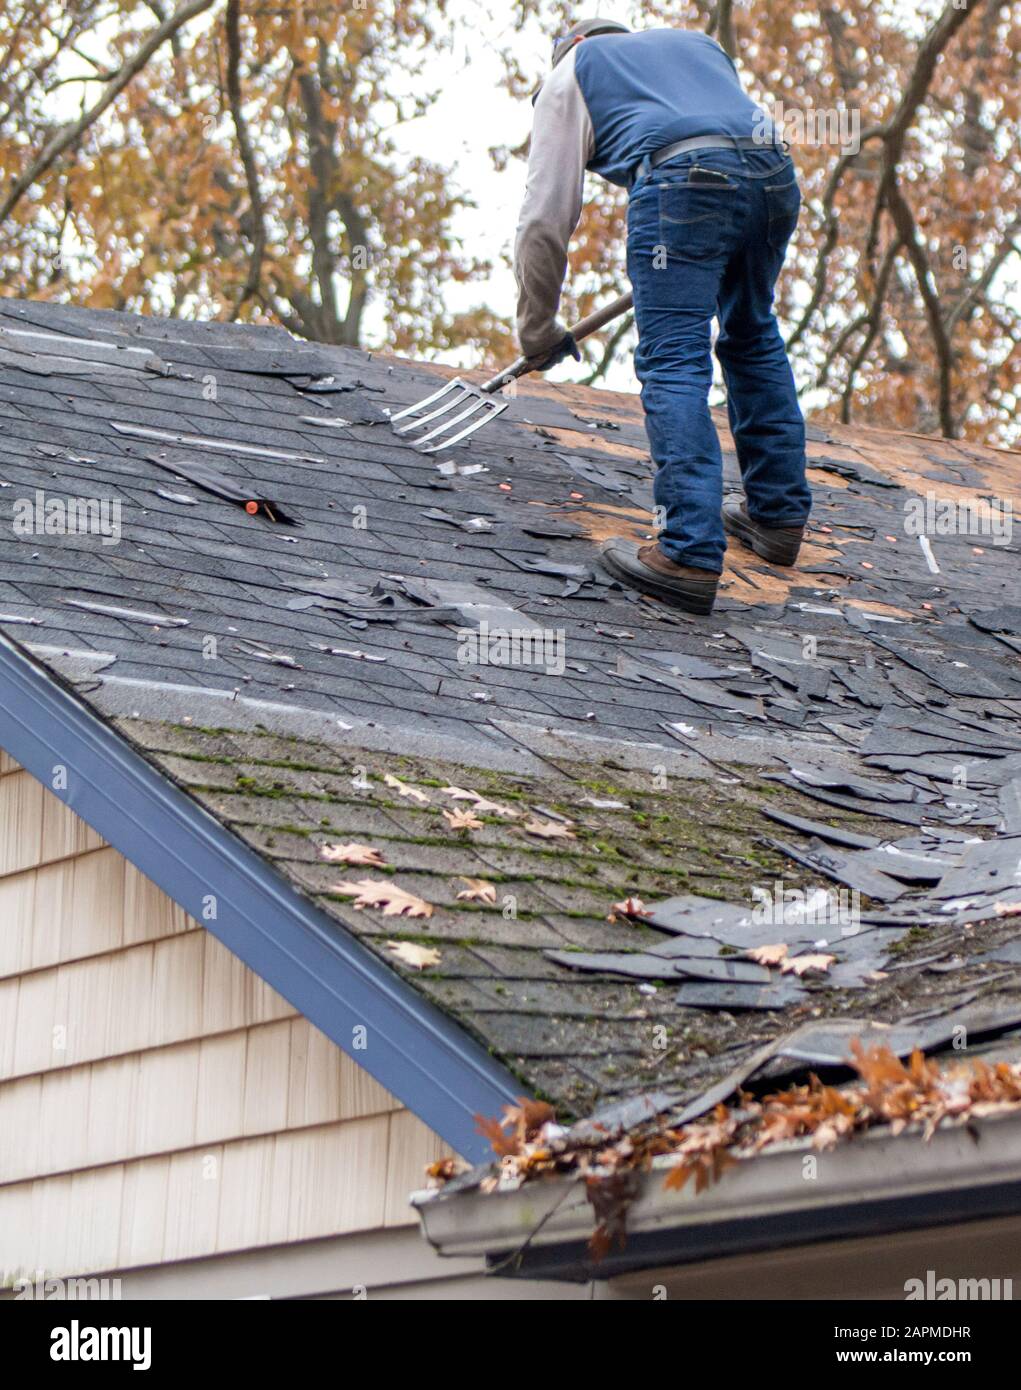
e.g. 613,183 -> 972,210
384,3 -> 556,369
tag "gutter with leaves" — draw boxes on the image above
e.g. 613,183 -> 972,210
426,1042 -> 1021,1261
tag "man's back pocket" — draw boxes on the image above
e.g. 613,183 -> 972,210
658,178 -> 740,263
765,174 -> 801,252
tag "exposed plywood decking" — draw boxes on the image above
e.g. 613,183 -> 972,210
0,750 -> 451,1282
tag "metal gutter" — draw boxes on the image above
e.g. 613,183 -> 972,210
414,1110 -> 1021,1279
0,631 -> 521,1161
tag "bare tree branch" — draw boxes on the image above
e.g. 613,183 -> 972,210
839,238 -> 901,419
786,133 -> 883,351
708,0 -> 737,58
796,0 -> 986,432
224,0 -> 267,320
884,184 -> 955,434
582,311 -> 634,386
0,0 -> 220,226
945,213 -> 1021,337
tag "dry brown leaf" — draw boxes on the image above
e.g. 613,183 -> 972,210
781,952 -> 836,977
443,807 -> 483,831
385,940 -> 440,970
425,1157 -> 468,1182
745,942 -> 789,967
332,879 -> 433,918
457,878 -> 497,904
607,896 -> 652,923
319,842 -> 387,867
383,773 -> 430,804
523,817 -> 576,840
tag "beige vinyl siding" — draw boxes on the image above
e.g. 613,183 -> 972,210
0,767 -> 104,876
0,751 -> 450,1284
0,847 -> 193,978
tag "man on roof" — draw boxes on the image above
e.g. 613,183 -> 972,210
514,18 -> 811,616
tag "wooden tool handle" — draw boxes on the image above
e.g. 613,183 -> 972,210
570,290 -> 634,343
481,290 -> 635,393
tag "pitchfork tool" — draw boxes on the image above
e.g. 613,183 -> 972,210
389,290 -> 634,453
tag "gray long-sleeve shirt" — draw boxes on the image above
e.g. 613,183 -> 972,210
512,28 -> 765,358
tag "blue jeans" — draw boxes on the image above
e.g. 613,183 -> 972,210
627,146 -> 811,573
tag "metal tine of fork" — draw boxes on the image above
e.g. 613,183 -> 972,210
411,393 -> 507,451
389,377 -> 471,432
414,398 -> 510,453
393,384 -> 480,436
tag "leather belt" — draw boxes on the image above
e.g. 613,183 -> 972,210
631,134 -> 788,188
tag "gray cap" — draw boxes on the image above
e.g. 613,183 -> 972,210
551,17 -> 631,69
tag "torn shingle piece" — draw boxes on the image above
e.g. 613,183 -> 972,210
807,455 -> 897,487
763,836 -> 908,902
146,453 -> 299,524
568,1090 -> 682,1144
783,756 -> 919,804
670,956 -> 773,984
233,639 -> 302,669
191,345 -> 337,376
640,894 -> 754,938
620,656 -> 765,717
543,951 -> 677,980
675,977 -> 804,1012
393,576 -> 532,630
833,666 -> 892,708
880,703 -> 1021,752
64,598 -> 189,627
968,604 -> 1021,637
288,372 -> 385,395
423,508 -> 495,533
761,781 -> 937,829
555,452 -> 632,495
776,1006 -> 1021,1069
309,642 -> 387,663
999,780 -> 1021,835
868,632 -> 1019,699
645,934 -> 732,960
155,488 -> 199,505
860,727 -> 1005,760
930,834 -> 1021,900
299,395 -> 387,425
112,421 -> 324,464
759,807 -> 880,850
520,519 -> 584,540
634,649 -> 740,679
854,842 -> 961,884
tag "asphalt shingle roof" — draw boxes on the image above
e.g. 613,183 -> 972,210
3,296 -> 1021,1124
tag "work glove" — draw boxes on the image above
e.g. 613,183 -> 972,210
524,332 -> 581,374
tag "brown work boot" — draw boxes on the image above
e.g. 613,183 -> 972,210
598,539 -> 719,615
723,500 -> 805,566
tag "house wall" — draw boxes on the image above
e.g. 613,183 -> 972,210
0,750 -> 547,1296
